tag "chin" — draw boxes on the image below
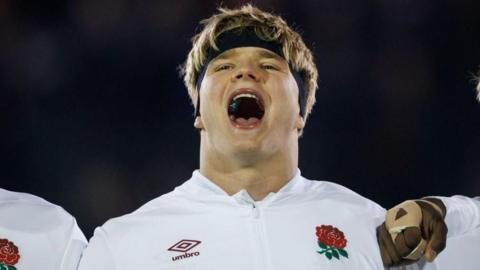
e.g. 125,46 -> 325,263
232,139 -> 261,152
228,138 -> 272,161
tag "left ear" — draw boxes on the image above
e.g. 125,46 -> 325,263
194,116 -> 204,129
295,115 -> 305,130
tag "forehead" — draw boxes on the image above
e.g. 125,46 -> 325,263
213,47 -> 285,62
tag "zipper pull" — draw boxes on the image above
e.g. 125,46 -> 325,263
252,203 -> 260,218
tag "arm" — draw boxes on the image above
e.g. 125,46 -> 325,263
436,196 -> 480,237
377,196 -> 480,267
59,218 -> 87,270
377,198 -> 447,266
77,227 -> 117,270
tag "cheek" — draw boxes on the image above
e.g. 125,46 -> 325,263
199,78 -> 226,121
273,79 -> 300,112
267,79 -> 301,131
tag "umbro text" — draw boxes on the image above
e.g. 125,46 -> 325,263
171,251 -> 200,261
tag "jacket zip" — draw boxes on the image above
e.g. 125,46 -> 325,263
249,202 -> 272,270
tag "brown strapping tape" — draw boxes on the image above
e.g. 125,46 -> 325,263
385,200 -> 428,260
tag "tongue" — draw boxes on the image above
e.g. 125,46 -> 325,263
235,117 -> 260,126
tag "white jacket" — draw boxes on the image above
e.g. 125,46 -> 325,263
78,170 -> 479,270
433,197 -> 480,270
0,188 -> 87,270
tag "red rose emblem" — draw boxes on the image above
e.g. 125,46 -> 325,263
315,225 -> 349,261
316,225 -> 347,249
0,238 -> 20,265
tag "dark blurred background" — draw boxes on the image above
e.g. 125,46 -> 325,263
1,0 -> 479,238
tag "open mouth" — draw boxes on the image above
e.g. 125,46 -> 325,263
227,89 -> 265,129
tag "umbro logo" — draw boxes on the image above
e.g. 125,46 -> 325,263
168,239 -> 201,262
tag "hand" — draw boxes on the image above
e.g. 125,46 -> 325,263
377,198 -> 448,266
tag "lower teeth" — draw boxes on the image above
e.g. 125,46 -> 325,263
234,117 -> 259,125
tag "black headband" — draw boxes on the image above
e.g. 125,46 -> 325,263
194,27 -> 306,117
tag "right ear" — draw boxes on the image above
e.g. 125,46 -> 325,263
194,116 -> 204,129
295,115 -> 305,130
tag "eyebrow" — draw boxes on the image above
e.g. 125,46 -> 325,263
213,50 -> 236,61
257,50 -> 283,60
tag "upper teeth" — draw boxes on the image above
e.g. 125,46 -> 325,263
233,93 -> 258,100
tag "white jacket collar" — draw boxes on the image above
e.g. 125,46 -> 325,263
178,169 -> 304,205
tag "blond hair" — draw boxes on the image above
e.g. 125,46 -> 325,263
180,4 -> 318,123
476,70 -> 480,102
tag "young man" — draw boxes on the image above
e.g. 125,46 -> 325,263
78,5 -> 479,269
0,188 -> 87,270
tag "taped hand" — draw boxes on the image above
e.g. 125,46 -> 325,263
377,198 -> 448,266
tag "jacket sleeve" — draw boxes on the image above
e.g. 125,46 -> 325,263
389,259 -> 439,270
77,227 -> 117,270
438,196 -> 480,237
389,196 -> 480,270
59,218 -> 87,270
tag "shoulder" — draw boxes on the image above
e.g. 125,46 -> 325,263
98,174 -> 214,227
94,187 -> 190,236
0,188 -> 87,270
0,188 -> 79,230
81,188 -> 190,266
292,176 -> 386,215
0,187 -> 52,205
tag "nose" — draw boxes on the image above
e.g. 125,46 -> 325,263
232,67 -> 261,83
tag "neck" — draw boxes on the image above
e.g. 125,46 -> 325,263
199,138 -> 298,201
